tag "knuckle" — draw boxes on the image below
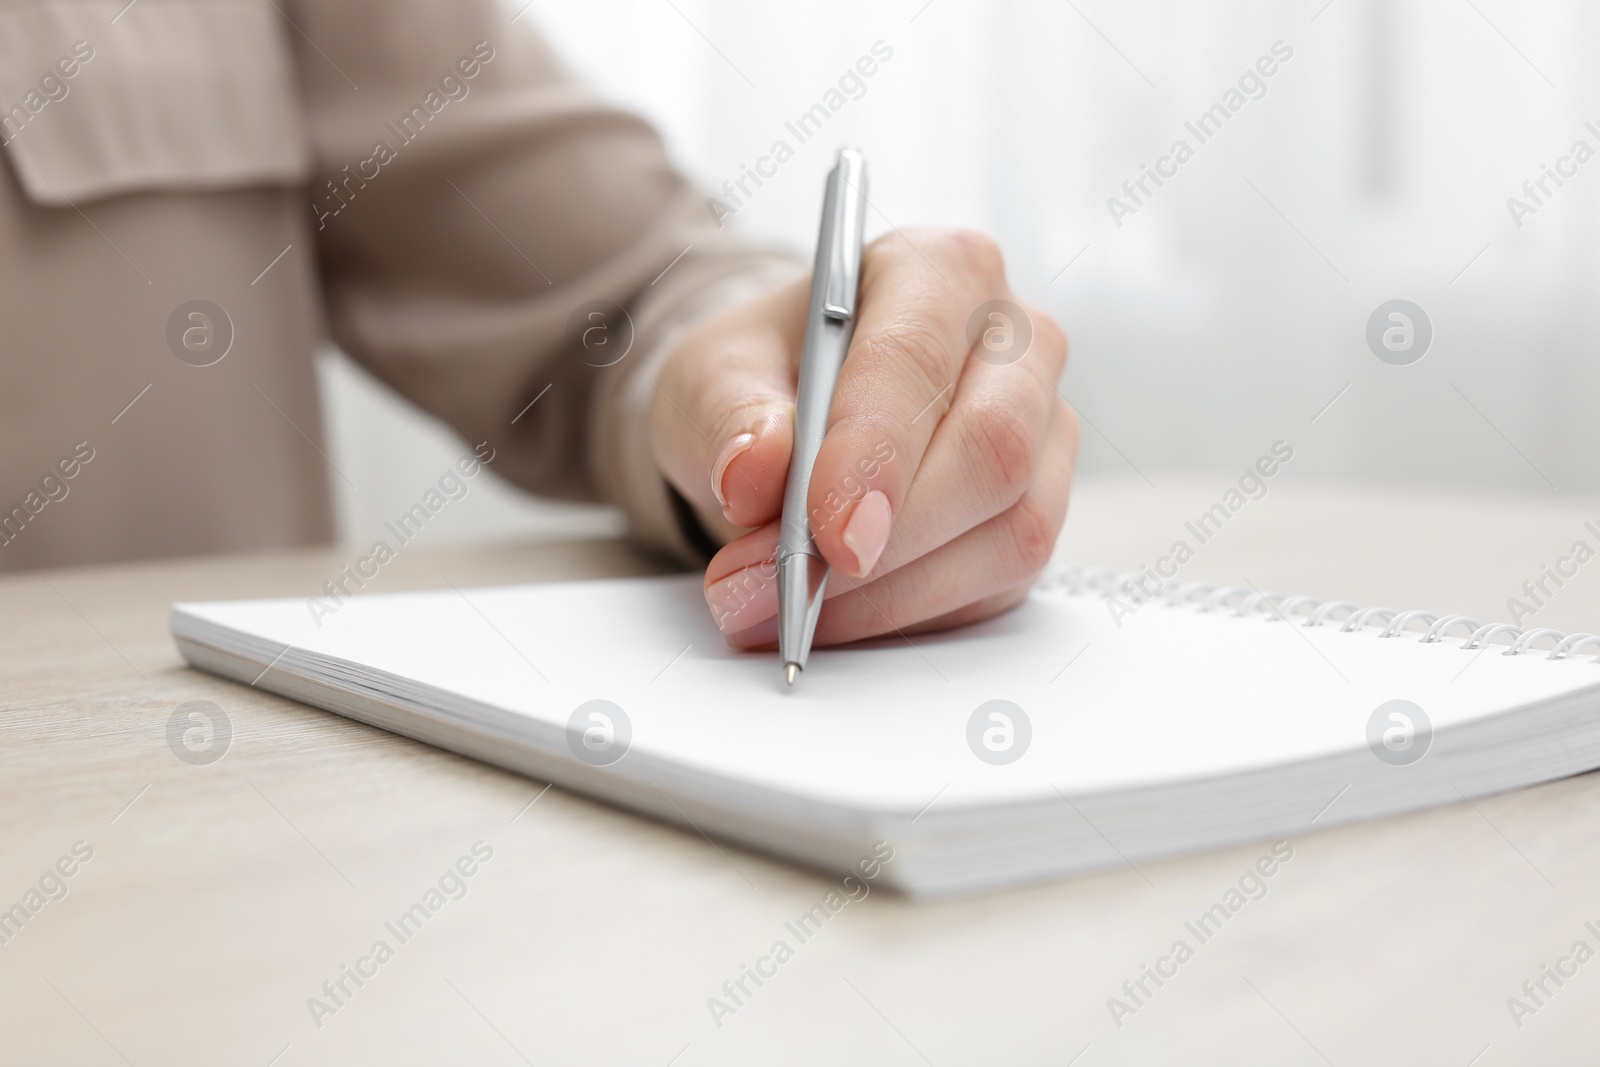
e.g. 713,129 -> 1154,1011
1004,493 -> 1059,581
870,227 -> 1006,284
707,396 -> 772,451
1058,400 -> 1081,459
968,398 -> 1038,502
855,319 -> 952,402
949,228 -> 1005,279
912,226 -> 1004,276
862,232 -> 901,274
1032,309 -> 1069,366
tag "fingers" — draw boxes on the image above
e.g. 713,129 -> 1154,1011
649,278 -> 808,530
676,225 -> 1077,650
900,581 -> 1035,636
707,397 -> 1078,648
804,228 -> 1011,578
874,300 -> 1068,571
701,521 -> 781,636
800,398 -> 1076,647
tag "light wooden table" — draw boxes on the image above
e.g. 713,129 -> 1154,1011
4,476 -> 1600,1066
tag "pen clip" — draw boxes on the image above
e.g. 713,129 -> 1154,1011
821,149 -> 867,322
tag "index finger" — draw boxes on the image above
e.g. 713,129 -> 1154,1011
805,227 -> 1009,577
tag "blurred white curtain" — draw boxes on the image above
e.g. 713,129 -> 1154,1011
530,0 -> 1600,495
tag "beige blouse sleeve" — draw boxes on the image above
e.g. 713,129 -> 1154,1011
286,0 -> 802,563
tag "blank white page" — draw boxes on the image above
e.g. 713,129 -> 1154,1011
174,574 -> 1600,815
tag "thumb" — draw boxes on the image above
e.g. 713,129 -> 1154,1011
650,280 -> 804,529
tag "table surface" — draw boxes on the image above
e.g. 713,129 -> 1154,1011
5,475 -> 1600,1066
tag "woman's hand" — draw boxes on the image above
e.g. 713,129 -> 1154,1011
650,227 -> 1077,648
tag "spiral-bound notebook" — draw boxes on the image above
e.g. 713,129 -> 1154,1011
170,567 -> 1600,896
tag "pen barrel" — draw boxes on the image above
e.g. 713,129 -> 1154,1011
780,317 -> 852,549
778,148 -> 866,671
779,149 -> 866,555
777,550 -> 829,669
777,317 -> 850,671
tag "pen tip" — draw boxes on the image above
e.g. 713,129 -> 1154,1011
784,663 -> 799,686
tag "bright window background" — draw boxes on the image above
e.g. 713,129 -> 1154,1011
322,0 -> 1599,548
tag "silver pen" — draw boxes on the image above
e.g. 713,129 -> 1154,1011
778,148 -> 867,685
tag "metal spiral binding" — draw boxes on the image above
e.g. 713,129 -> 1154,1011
1035,564 -> 1600,661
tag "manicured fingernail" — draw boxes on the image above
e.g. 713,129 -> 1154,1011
842,490 -> 892,578
710,433 -> 757,509
704,564 -> 779,633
